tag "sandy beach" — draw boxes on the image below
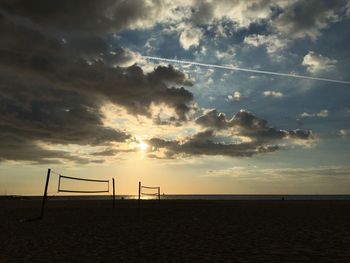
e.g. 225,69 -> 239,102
1,199 -> 350,262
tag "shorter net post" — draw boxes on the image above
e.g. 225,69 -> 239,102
57,174 -> 61,192
39,168 -> 51,219
112,178 -> 115,208
138,181 -> 141,207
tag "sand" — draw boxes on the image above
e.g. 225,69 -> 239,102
1,199 -> 350,262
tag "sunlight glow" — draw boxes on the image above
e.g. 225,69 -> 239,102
138,141 -> 148,151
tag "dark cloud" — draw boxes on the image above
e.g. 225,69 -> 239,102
0,0 -> 166,34
187,0 -> 350,40
289,129 -> 313,140
0,76 -> 130,163
191,1 -> 214,25
0,9 -> 194,163
195,109 -> 229,130
147,109 -> 314,159
0,15 -> 193,116
0,134 -> 96,164
66,35 -> 110,55
0,0 -> 318,164
90,148 -> 134,156
0,73 -> 130,145
148,129 -> 280,158
196,109 -> 313,141
275,0 -> 349,39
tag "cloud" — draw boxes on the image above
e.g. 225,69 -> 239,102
302,51 -> 337,73
0,10 -> 194,163
263,91 -> 283,98
0,135 -> 95,164
227,91 -> 242,101
0,80 -> 131,164
316,109 -> 330,118
187,0 -> 350,54
300,109 -> 329,118
190,0 -> 289,28
179,25 -> 203,50
107,48 -> 141,67
149,129 -> 280,158
191,0 -> 214,25
90,148 -> 134,156
339,129 -> 349,136
244,34 -> 288,54
0,16 -> 194,117
205,165 -> 350,181
0,0 -> 184,34
274,0 -> 349,40
147,109 -> 315,158
4,0 -> 348,45
196,109 -> 314,140
0,0 -> 323,164
195,109 -> 229,130
186,0 -> 350,53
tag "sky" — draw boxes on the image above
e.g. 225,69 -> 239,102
1,0 -> 350,195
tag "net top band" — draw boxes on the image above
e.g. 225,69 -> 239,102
59,174 -> 109,183
141,185 -> 159,189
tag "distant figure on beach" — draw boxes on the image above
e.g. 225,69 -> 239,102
282,196 -> 285,201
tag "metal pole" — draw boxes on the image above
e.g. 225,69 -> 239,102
158,187 -> 161,201
112,178 -> 115,208
57,174 -> 61,192
138,181 -> 141,207
39,168 -> 51,219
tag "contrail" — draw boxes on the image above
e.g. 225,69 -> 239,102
142,55 -> 350,85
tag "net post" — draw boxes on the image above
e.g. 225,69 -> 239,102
158,187 -> 161,201
138,181 -> 141,207
57,174 -> 61,192
39,168 -> 51,219
112,178 -> 116,208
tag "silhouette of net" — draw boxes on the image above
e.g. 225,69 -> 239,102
53,171 -> 110,193
140,185 -> 160,198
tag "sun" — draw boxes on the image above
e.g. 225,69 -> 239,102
138,141 -> 148,151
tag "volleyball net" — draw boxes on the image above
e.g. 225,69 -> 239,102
138,181 -> 161,201
55,172 -> 110,194
30,168 -> 116,221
